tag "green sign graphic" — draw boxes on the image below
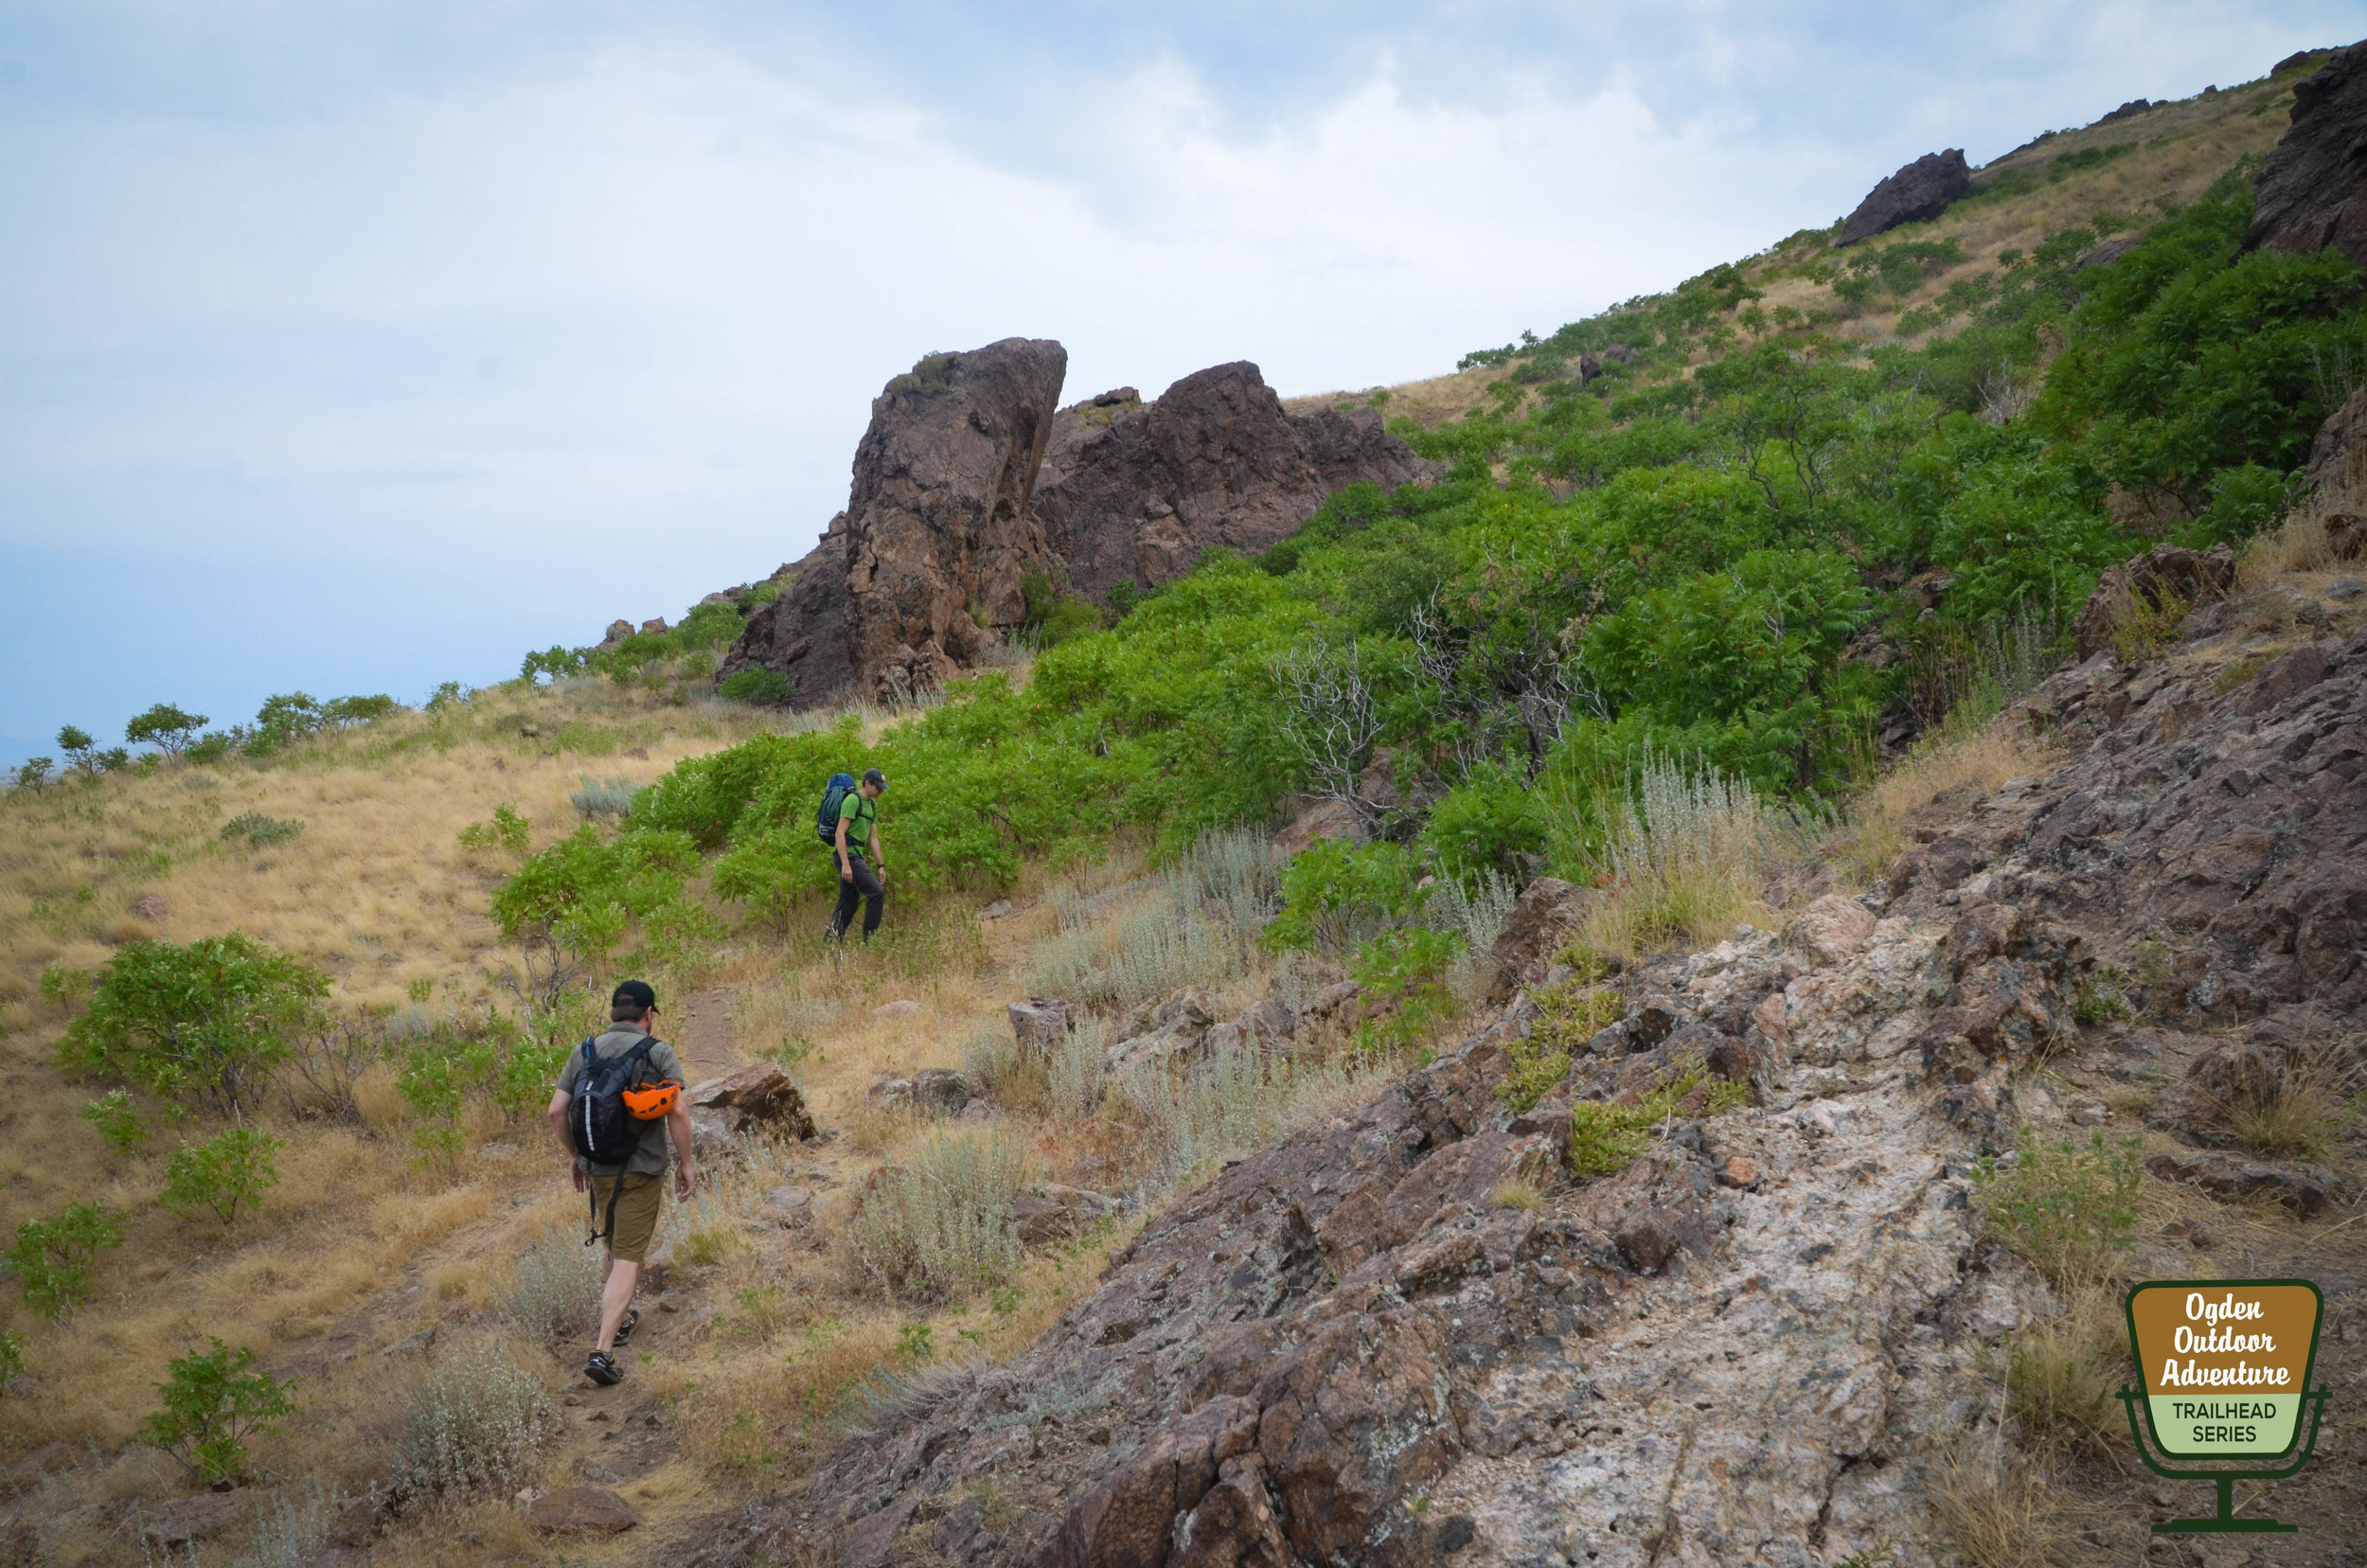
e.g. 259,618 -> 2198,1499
2120,1278 -> 2329,1533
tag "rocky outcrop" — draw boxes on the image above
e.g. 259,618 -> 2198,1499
721,350 -> 1431,705
2070,542 -> 2236,658
2245,40 -> 2367,269
1837,150 -> 1972,246
1030,363 -> 1434,602
721,340 -> 1067,705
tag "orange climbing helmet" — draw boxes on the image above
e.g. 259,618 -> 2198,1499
622,1078 -> 683,1120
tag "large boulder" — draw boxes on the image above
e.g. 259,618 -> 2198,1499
1836,150 -> 1972,246
721,339 -> 1068,706
1030,363 -> 1433,602
1485,877 -> 1593,1003
2246,42 -> 2367,269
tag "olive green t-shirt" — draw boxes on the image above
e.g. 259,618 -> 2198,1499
556,1025 -> 684,1176
832,790 -> 879,851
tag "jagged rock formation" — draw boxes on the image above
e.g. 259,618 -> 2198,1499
721,340 -> 1067,704
2246,40 -> 2367,268
1031,363 -> 1435,602
721,353 -> 1431,704
1836,150 -> 1972,246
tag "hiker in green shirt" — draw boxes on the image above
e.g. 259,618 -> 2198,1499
828,768 -> 889,942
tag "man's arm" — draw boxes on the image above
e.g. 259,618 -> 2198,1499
869,822 -> 885,882
836,811 -> 853,880
545,1089 -> 586,1192
666,1103 -> 698,1201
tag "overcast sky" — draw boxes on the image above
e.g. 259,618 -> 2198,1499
2,1 -> 2360,757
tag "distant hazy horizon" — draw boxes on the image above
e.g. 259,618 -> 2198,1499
4,0 -> 2362,756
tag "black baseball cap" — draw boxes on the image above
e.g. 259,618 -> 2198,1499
863,768 -> 888,791
613,979 -> 657,1010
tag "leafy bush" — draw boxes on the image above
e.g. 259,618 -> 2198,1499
161,1128 -> 284,1224
717,668 -> 791,705
396,1341 -> 552,1497
1424,762 -> 1549,889
222,812 -> 305,848
13,757 -> 52,791
39,963 -> 92,1009
58,724 -> 97,774
847,1128 -> 1033,1295
1971,1129 -> 2142,1291
57,934 -> 328,1114
1348,927 -> 1463,1052
80,1089 -> 148,1153
457,803 -> 532,857
141,1339 -> 294,1483
3,1203 -> 128,1319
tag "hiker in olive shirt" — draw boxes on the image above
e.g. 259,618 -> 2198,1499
545,980 -> 696,1387
828,767 -> 890,943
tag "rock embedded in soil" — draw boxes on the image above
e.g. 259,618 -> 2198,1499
1485,876 -> 1593,1003
686,1062 -> 818,1142
141,1492 -> 245,1545
525,1488 -> 640,1535
1008,996 -> 1073,1048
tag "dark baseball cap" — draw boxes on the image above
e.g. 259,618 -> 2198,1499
612,979 -> 657,1010
863,768 -> 888,791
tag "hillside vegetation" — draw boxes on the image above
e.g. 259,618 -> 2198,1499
0,52 -> 2359,1568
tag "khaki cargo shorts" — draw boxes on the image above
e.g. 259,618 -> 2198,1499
588,1171 -> 666,1263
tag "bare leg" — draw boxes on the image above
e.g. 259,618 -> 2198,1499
596,1257 -> 640,1351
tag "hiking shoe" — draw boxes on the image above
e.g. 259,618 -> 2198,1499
584,1351 -> 623,1386
612,1309 -> 639,1347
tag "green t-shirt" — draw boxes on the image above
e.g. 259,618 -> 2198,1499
832,791 -> 878,853
556,1025 -> 684,1176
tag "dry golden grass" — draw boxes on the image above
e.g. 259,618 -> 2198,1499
1929,1434 -> 2068,1568
1834,726 -> 2043,888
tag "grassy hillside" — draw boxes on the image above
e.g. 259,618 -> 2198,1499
1,50 -> 2359,1568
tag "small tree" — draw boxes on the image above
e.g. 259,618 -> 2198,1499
57,726 -> 98,775
57,934 -> 329,1114
13,757 -> 53,792
161,1128 -> 284,1223
125,704 -> 208,758
80,1089 -> 148,1153
141,1339 -> 294,1483
4,1203 -> 129,1319
323,693 -> 399,725
458,804 -> 532,858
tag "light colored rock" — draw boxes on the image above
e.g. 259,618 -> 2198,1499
1784,893 -> 1878,968
873,999 -> 924,1022
1008,997 -> 1073,1049
863,1077 -> 914,1114
911,1068 -> 972,1115
1272,798 -> 1365,858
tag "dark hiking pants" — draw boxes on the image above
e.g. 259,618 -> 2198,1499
828,851 -> 884,942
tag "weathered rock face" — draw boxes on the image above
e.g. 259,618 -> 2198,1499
2069,542 -> 2236,658
1030,363 -> 1434,602
1837,149 -> 1972,246
2245,41 -> 2367,269
721,339 -> 1067,705
721,350 -> 1431,706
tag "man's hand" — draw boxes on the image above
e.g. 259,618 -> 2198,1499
571,1166 -> 588,1193
675,1161 -> 697,1203
841,862 -> 854,883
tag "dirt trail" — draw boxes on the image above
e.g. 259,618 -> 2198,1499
672,987 -> 742,1085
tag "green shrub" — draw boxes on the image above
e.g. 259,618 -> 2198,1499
141,1338 -> 294,1483
1424,762 -> 1549,889
457,803 -> 532,857
38,963 -> 92,1010
5,1203 -> 129,1319
1568,1059 -> 1741,1177
1349,927 -> 1464,1052
1498,1033 -> 1572,1114
717,668 -> 791,704
58,725 -> 97,775
0,1330 -> 22,1393
569,775 -> 643,818
222,812 -> 305,848
13,757 -> 52,791
80,1089 -> 148,1153
160,1127 -> 284,1224
1971,1129 -> 2142,1291
57,934 -> 327,1114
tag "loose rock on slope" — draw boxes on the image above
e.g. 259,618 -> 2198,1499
1836,150 -> 1972,246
